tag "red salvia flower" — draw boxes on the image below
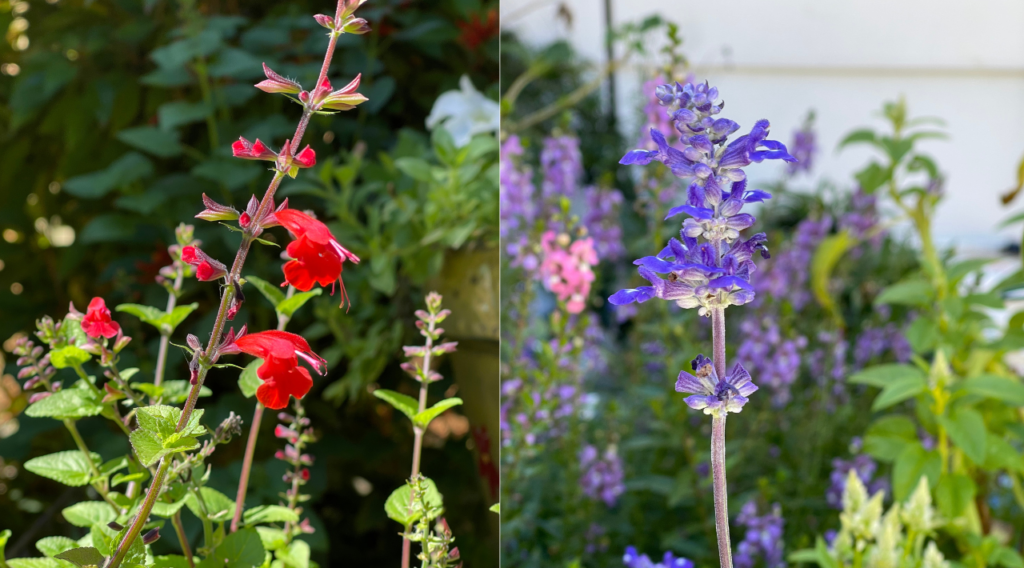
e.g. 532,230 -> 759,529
232,330 -> 326,409
294,145 -> 317,168
457,9 -> 498,50
82,297 -> 121,339
232,137 -> 278,162
274,209 -> 360,309
181,245 -> 228,281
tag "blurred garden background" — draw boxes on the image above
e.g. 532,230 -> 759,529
0,0 -> 499,566
499,1 -> 1024,567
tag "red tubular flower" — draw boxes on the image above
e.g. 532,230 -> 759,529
181,245 -> 228,281
294,146 -> 316,168
274,209 -> 360,309
232,137 -> 278,161
233,330 -> 326,410
82,297 -> 121,339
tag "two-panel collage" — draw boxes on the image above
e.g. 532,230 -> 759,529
2,0 -> 1024,567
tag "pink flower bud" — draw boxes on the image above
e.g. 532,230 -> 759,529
196,194 -> 239,222
313,14 -> 335,29
294,146 -> 316,168
28,392 -> 51,403
239,212 -> 251,227
254,63 -> 302,95
342,17 -> 371,35
319,74 -> 368,111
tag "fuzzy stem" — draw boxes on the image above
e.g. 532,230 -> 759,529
710,306 -> 732,568
711,414 -> 733,568
172,512 -> 195,568
231,286 -> 295,533
402,311 -> 437,568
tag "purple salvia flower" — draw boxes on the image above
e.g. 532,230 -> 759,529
541,135 -> 583,200
675,354 -> 758,415
623,546 -> 695,568
786,111 -> 816,176
579,444 -> 625,507
582,186 -> 626,261
735,501 -> 786,568
499,135 -> 537,240
826,452 -> 888,509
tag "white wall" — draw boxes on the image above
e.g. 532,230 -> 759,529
502,0 -> 1024,253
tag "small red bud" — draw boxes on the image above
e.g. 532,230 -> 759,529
239,212 -> 252,227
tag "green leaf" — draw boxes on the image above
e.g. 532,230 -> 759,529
985,433 -> 1024,473
274,540 -> 309,568
940,406 -> 987,465
811,231 -> 856,323
35,536 -> 78,558
871,375 -> 927,411
151,495 -> 188,518
837,128 -> 877,149
116,126 -> 183,158
373,389 -> 419,421
8,559 -> 62,568
24,451 -> 101,487
254,527 -> 287,552
115,303 -> 166,325
849,364 -> 925,388
893,444 -> 941,501
244,275 -> 285,307
195,527 -> 264,568
863,416 -> 918,462
117,303 -> 197,335
875,279 -> 934,307
957,375 -> 1024,406
243,505 -> 299,527
995,547 -> 1024,568
159,304 -> 200,334
109,527 -> 146,567
384,478 -> 443,526
395,157 -> 434,183
153,555 -> 193,568
854,162 -> 890,194
935,472 -> 977,520
238,359 -> 262,399
413,397 -> 463,429
130,428 -> 199,467
276,289 -> 322,318
49,346 -> 92,369
489,503 -> 500,514
62,501 -> 117,528
158,101 -> 212,130
25,388 -> 103,420
186,487 -> 234,521
64,153 -> 154,199
55,547 -> 105,567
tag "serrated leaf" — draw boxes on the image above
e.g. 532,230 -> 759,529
871,375 -> 927,411
24,451 -> 101,487
274,539 -> 309,568
195,528 -> 263,568
413,398 -> 463,429
35,536 -> 78,558
49,346 -> 92,369
129,428 -> 199,467
25,389 -> 103,420
245,275 -> 285,307
186,487 -> 235,521
849,364 -> 925,388
254,527 -> 287,552
276,289 -> 322,318
238,359 -> 262,399
153,555 -> 193,568
373,389 -> 419,421
55,547 -> 105,567
384,479 -> 443,526
8,558 -> 63,568
62,501 -> 117,528
151,496 -> 188,518
109,527 -> 146,567
243,505 -> 299,527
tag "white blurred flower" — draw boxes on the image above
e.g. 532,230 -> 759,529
425,75 -> 499,147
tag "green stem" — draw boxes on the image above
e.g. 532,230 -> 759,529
190,485 -> 214,552
64,419 -> 120,513
155,266 -> 185,393
172,512 -> 195,568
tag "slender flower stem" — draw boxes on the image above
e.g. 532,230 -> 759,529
709,306 -> 733,568
64,418 -> 121,513
155,267 -> 185,391
107,4 -> 348,563
231,286 -> 296,533
171,512 -> 195,568
403,311 -> 438,568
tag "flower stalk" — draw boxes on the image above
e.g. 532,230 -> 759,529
107,1 -> 351,563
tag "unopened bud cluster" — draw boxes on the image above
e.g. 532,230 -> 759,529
400,292 -> 458,384
274,402 -> 317,537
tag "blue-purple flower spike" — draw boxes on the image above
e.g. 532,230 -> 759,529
610,80 -> 794,315
675,354 -> 759,415
623,546 -> 695,568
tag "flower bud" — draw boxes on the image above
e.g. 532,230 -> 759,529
174,223 -> 195,246
255,63 -> 302,95
342,18 -> 371,35
142,527 -> 160,545
313,14 -> 335,29
196,194 -> 240,222
28,392 -> 51,403
107,522 -> 124,531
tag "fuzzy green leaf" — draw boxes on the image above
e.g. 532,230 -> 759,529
62,501 -> 116,528
244,275 -> 285,307
243,505 -> 299,527
24,451 -> 101,487
373,389 -> 419,421
384,478 -> 443,526
871,375 -> 927,411
238,359 -> 262,399
25,388 -> 103,420
276,289 -> 322,318
413,397 -> 463,429
49,346 -> 92,369
55,547 -> 105,567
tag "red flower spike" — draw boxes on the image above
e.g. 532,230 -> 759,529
82,297 -> 121,339
274,209 -> 360,309
232,137 -> 278,161
294,146 -> 316,168
232,330 -> 327,409
255,63 -> 302,95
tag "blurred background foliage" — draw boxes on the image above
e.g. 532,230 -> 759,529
0,0 -> 498,565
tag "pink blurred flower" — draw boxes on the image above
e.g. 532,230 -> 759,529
538,231 -> 598,314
